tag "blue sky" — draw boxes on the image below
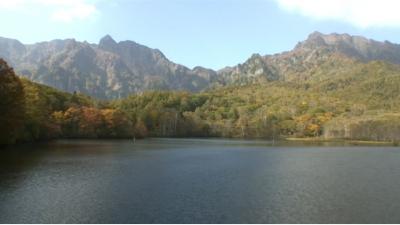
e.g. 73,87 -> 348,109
1,0 -> 400,69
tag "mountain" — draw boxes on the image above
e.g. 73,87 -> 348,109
218,31 -> 400,85
211,32 -> 400,141
4,32 -> 400,143
2,31 -> 400,100
0,35 -> 216,99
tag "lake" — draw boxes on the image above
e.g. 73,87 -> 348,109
0,138 -> 400,223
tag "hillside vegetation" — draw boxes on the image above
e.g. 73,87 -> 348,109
2,57 -> 400,145
3,32 -> 400,145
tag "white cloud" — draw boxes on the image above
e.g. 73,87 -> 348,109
274,0 -> 400,28
48,0 -> 98,22
0,0 -> 99,23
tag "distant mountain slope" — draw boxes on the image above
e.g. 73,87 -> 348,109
0,35 -> 216,99
218,32 -> 400,85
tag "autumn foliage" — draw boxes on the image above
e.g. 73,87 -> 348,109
53,107 -> 133,138
4,52 -> 400,144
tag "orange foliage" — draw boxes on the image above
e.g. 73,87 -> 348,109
52,106 -> 134,138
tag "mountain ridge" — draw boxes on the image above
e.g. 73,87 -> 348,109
218,31 -> 400,85
0,35 -> 216,99
2,31 -> 400,99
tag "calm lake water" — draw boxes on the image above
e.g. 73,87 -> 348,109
0,138 -> 400,223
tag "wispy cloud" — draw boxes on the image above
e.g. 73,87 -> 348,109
274,0 -> 400,28
0,0 -> 99,23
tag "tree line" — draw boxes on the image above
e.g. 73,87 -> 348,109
2,58 -> 400,145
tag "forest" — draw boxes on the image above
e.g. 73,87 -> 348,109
2,58 -> 400,145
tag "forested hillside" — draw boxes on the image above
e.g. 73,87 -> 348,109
3,32 -> 400,145
0,59 -> 135,145
114,59 -> 400,142
2,56 -> 400,145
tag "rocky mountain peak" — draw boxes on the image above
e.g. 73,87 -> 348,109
307,31 -> 324,39
99,34 -> 117,50
295,31 -> 328,49
218,31 -> 400,86
297,32 -> 367,49
291,32 -> 400,64
0,37 -> 26,63
299,32 -> 375,49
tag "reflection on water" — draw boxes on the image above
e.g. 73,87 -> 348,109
0,139 -> 400,223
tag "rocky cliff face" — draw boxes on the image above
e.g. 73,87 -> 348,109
0,35 -> 216,99
296,31 -> 400,63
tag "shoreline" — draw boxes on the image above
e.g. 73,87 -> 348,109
4,136 -> 399,148
285,137 -> 397,146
